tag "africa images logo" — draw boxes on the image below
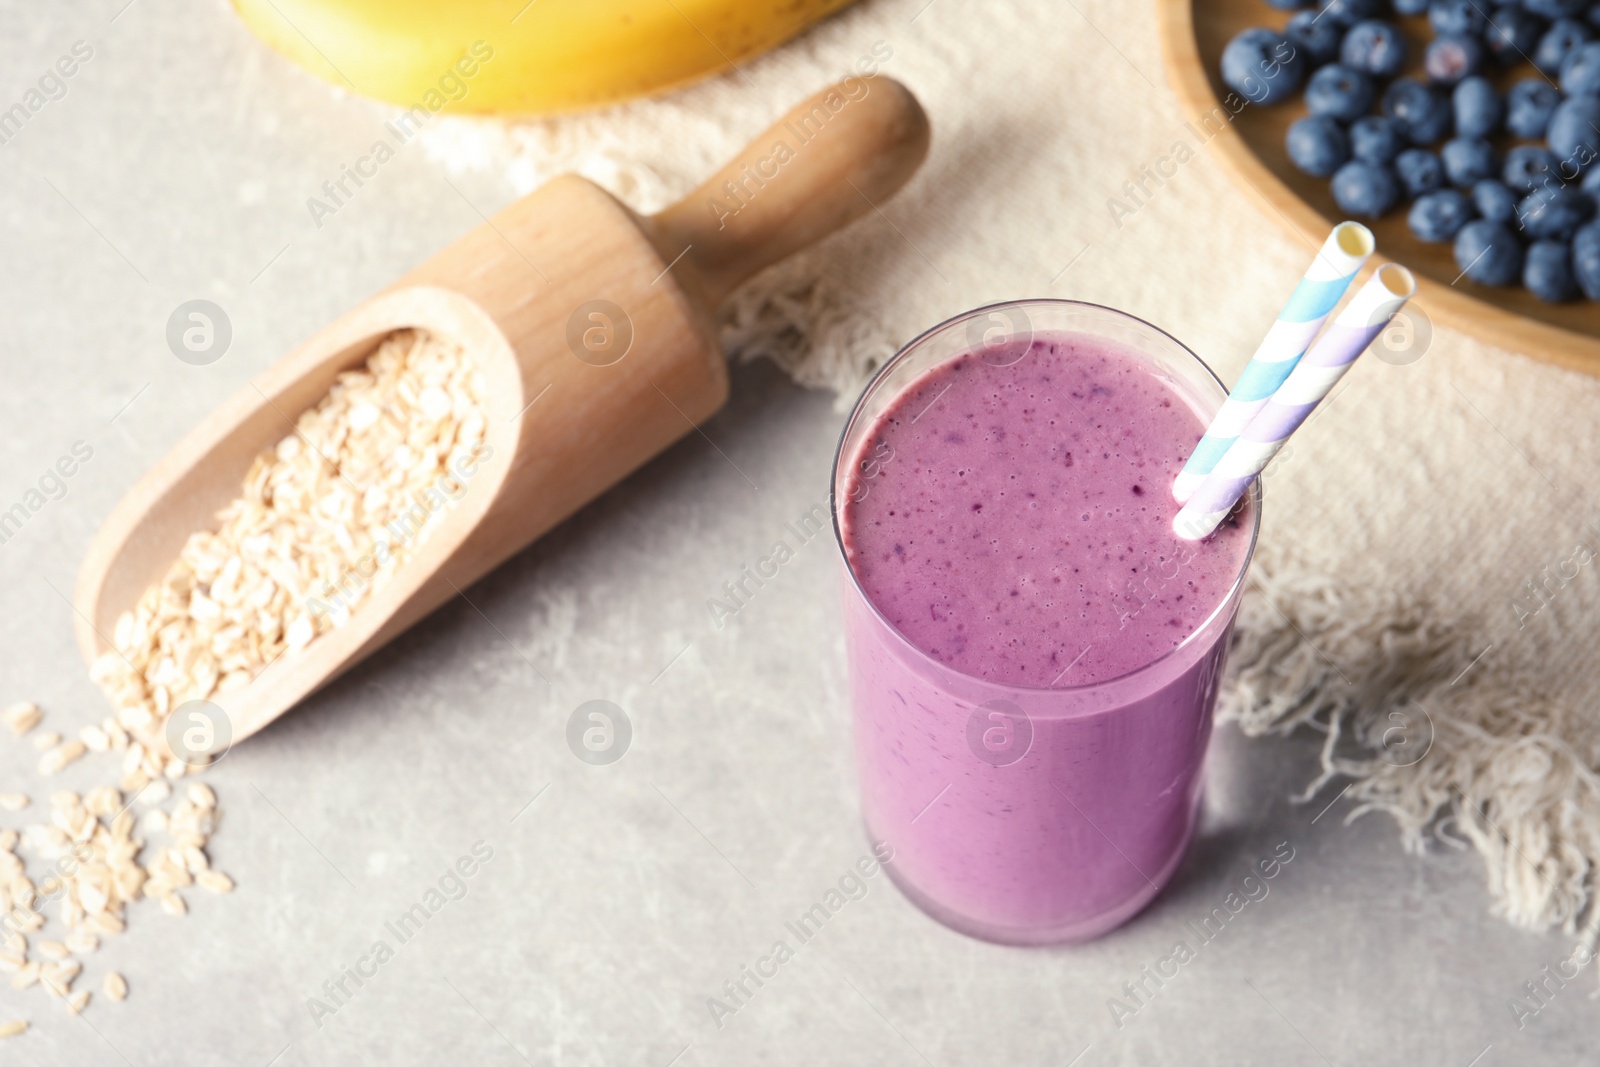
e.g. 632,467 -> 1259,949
305,42 -> 495,229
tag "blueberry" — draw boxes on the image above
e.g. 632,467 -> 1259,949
1350,115 -> 1408,163
1306,64 -> 1376,121
1319,0 -> 1384,28
1342,20 -> 1409,77
1287,115 -> 1352,177
1518,186 -> 1595,238
1442,137 -> 1499,185
1485,6 -> 1548,65
1383,78 -> 1454,143
1265,0 -> 1314,8
1535,18 -> 1592,74
1426,35 -> 1484,83
1394,0 -> 1430,13
1222,29 -> 1306,105
1572,219 -> 1600,296
1506,78 -> 1563,137
1526,0 -> 1587,18
1589,2 -> 1600,30
1286,10 -> 1345,66
1546,96 -> 1600,168
1331,160 -> 1402,216
1582,166 -> 1600,196
1395,148 -> 1447,196
1473,179 -> 1521,222
1453,77 -> 1504,137
1454,220 -> 1525,284
1562,40 -> 1600,94
1504,145 -> 1562,191
1430,0 -> 1487,36
1408,189 -> 1477,241
1524,240 -> 1579,300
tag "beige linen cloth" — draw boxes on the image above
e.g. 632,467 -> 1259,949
417,0 -> 1600,941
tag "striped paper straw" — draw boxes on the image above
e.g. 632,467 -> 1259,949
1171,221 -> 1375,504
1173,263 -> 1417,541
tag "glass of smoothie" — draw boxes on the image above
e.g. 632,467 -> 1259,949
832,300 -> 1258,945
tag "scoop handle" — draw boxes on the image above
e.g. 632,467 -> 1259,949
644,77 -> 930,308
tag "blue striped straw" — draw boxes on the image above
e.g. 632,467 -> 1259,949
1173,264 -> 1416,541
1171,221 -> 1375,504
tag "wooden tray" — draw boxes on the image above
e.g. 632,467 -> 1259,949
1158,0 -> 1600,377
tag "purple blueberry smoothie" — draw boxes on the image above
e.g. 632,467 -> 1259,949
834,308 -> 1256,943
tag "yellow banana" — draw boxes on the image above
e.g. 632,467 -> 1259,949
230,0 -> 859,116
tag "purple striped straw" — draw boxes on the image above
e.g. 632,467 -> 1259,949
1173,264 -> 1417,541
1172,221 -> 1374,503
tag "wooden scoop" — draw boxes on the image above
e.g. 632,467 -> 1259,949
75,77 -> 930,749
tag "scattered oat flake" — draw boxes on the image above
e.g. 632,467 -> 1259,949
0,793 -> 28,812
197,870 -> 234,894
38,741 -> 85,775
84,786 -> 119,817
88,913 -> 124,936
45,961 -> 80,988
2,701 -> 41,736
35,941 -> 68,962
10,963 -> 39,990
30,732 -> 60,752
103,972 -> 126,1002
0,1019 -> 26,1038
66,989 -> 88,1015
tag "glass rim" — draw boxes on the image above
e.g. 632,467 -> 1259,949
828,298 -> 1262,696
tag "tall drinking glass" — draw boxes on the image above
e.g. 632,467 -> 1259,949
831,300 -> 1260,945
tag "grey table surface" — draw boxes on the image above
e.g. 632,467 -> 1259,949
0,4 -> 1593,1066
